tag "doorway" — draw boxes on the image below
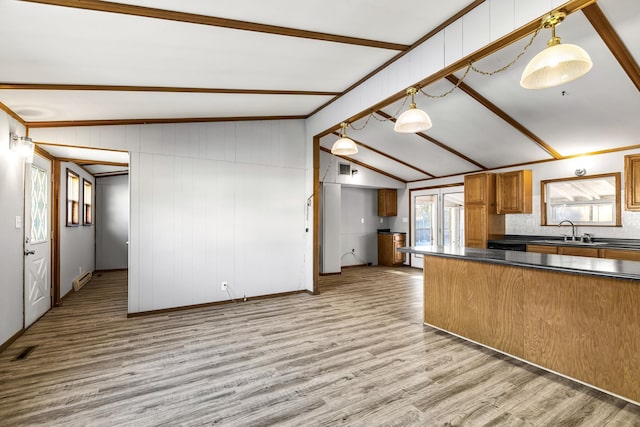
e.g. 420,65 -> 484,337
410,186 -> 464,269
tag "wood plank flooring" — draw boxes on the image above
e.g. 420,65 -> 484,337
0,267 -> 639,426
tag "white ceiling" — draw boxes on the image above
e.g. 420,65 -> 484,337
1,0 -> 639,181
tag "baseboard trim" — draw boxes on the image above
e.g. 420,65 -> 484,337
127,289 -> 312,318
0,328 -> 26,354
319,272 -> 341,276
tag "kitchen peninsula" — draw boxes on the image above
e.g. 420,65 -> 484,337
399,246 -> 640,405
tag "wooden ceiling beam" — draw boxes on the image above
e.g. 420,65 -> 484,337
0,83 -> 339,96
55,158 -> 128,167
26,115 -> 308,128
331,132 -> 434,178
319,146 -> 407,183
582,3 -> 640,92
21,0 -> 408,51
0,100 -> 26,126
444,75 -> 562,160
374,110 -> 488,170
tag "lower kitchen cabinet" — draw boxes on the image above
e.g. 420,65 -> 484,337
378,233 -> 406,266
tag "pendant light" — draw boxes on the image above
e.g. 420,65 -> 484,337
394,87 -> 432,133
330,122 -> 358,156
520,10 -> 592,89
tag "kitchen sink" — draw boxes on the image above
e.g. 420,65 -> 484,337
530,240 -> 607,246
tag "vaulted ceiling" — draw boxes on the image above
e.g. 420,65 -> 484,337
0,0 -> 639,180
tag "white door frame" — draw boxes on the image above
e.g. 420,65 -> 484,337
410,185 -> 464,269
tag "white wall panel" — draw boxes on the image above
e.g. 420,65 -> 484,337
340,187 -> 380,267
59,162 -> 95,297
490,0 -> 515,42
321,183 -> 341,274
411,33 -> 446,83
96,175 -> 128,270
128,152 -> 140,312
463,4 -> 491,56
0,113 -> 27,345
514,0 -> 552,28
444,19 -> 464,67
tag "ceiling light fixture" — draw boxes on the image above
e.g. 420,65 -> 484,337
394,87 -> 432,133
330,122 -> 358,156
520,10 -> 592,89
9,133 -> 34,163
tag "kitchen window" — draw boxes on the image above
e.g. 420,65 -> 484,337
541,173 -> 621,226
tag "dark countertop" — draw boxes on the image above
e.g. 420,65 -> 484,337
399,245 -> 640,281
488,235 -> 640,250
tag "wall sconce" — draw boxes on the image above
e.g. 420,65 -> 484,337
351,169 -> 359,176
10,133 -> 35,163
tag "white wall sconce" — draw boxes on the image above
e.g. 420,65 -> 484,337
10,133 -> 35,163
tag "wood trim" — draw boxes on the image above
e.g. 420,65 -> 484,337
330,131 -> 433,178
93,171 -> 129,178
319,146 -> 407,183
0,100 -> 26,126
26,115 -> 308,128
315,0 -> 597,137
33,144 -> 54,160
52,159 -> 61,306
35,141 -> 129,153
0,328 -> 26,355
309,0 -> 488,116
375,110 -> 487,170
22,0 -> 408,51
582,3 -> 640,92
444,75 -> 562,159
57,159 -> 128,167
126,289 -> 311,318
409,182 -> 465,192
0,83 -> 340,96
313,135 -> 320,294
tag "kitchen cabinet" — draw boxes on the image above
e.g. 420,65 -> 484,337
377,189 -> 397,216
526,244 -> 557,254
624,153 -> 640,211
378,233 -> 406,266
599,248 -> 640,261
464,173 -> 504,248
557,246 -> 599,257
496,170 -> 532,214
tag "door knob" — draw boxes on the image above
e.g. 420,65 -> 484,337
25,249 -> 35,256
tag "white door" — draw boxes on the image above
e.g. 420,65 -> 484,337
410,186 -> 464,269
24,154 -> 52,327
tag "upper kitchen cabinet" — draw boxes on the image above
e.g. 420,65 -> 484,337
464,173 -> 504,248
378,189 -> 397,216
496,170 -> 532,214
625,154 -> 640,211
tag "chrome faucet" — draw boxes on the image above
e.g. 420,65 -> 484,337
558,220 -> 576,241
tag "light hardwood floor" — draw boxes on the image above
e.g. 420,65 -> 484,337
1,267 -> 639,426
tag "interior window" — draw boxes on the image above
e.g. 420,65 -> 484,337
83,179 -> 93,225
541,173 -> 621,226
67,169 -> 80,226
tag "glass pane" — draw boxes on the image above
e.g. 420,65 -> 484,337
545,175 -> 617,225
415,195 -> 437,246
31,165 -> 48,243
443,192 -> 465,247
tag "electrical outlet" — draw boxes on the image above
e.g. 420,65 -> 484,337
221,281 -> 228,291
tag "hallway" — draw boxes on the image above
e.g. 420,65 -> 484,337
0,268 -> 638,426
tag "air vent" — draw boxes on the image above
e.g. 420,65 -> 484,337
13,345 -> 37,361
339,163 -> 351,176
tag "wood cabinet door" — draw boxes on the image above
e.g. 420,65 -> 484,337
526,244 -> 558,254
496,170 -> 532,214
377,189 -> 397,216
625,154 -> 640,211
598,248 -> 640,261
393,235 -> 406,264
557,246 -> 599,257
464,173 -> 487,205
465,205 -> 487,248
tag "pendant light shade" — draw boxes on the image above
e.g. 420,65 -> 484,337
394,87 -> 432,133
330,122 -> 358,156
520,11 -> 592,89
